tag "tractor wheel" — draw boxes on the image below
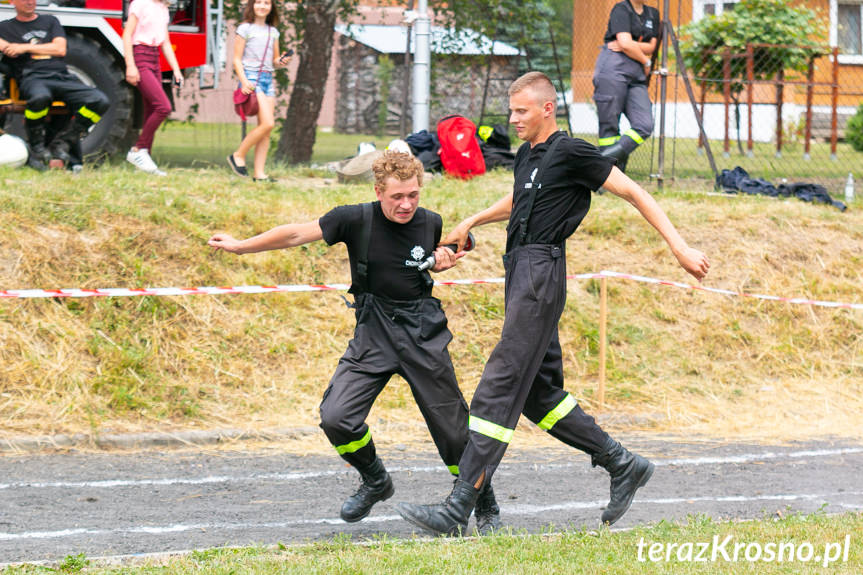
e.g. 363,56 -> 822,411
64,32 -> 138,160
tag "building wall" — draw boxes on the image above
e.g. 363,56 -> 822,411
335,37 -> 519,134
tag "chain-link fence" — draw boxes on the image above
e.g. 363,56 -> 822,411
572,1 -> 863,201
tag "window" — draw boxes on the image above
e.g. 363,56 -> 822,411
830,0 -> 863,64
693,0 -> 739,20
831,0 -> 863,64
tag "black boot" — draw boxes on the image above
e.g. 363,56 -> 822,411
49,115 -> 93,165
340,457 -> 394,523
592,438 -> 654,525
25,121 -> 50,171
397,479 -> 479,536
474,482 -> 501,535
599,142 -> 630,173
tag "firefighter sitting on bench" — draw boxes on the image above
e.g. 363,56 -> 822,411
208,150 -> 502,534
0,0 -> 109,170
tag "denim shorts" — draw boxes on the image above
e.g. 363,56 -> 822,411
243,69 -> 275,98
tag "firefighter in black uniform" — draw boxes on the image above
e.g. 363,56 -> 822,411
592,0 -> 660,172
208,151 -> 501,533
0,0 -> 109,171
397,72 -> 710,536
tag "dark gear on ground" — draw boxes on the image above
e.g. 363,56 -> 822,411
717,166 -> 847,211
478,124 -> 516,171
591,437 -> 655,525
339,457 -> 395,523
397,478 -> 479,536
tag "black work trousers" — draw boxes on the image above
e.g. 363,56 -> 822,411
19,70 -> 110,121
458,244 -> 609,485
319,293 -> 469,472
593,47 -> 654,153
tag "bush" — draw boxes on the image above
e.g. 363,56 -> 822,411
846,103 -> 863,152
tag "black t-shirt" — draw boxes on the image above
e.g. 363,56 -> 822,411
506,131 -> 613,253
603,1 -> 660,44
0,14 -> 67,79
319,202 -> 442,300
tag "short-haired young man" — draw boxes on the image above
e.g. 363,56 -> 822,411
208,151 -> 501,533
397,71 -> 710,535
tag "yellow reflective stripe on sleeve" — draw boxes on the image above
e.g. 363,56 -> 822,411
597,136 -> 619,146
334,429 -> 372,455
78,106 -> 101,123
469,415 -> 514,444
624,128 -> 644,145
25,108 -> 49,120
537,394 -> 578,431
447,465 -> 460,475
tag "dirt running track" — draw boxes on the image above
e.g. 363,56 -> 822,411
1,437 -> 862,565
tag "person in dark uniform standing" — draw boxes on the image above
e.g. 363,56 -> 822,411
0,0 -> 109,171
208,151 -> 501,533
593,0 -> 660,172
397,72 -> 710,536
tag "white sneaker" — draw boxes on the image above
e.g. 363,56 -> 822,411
127,148 -> 167,176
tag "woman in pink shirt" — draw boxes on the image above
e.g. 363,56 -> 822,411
123,0 -> 183,176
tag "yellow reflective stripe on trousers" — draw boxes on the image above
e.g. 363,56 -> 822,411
598,136 -> 619,146
25,107 -> 49,120
624,128 -> 644,145
537,394 -> 578,431
469,415 -> 514,444
447,464 -> 460,475
78,106 -> 101,123
334,429 -> 372,455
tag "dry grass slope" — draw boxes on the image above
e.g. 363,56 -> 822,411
0,167 -> 860,445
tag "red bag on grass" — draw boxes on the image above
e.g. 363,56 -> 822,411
437,115 -> 486,179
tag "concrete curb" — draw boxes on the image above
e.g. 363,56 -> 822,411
0,413 -> 661,453
0,426 -> 321,453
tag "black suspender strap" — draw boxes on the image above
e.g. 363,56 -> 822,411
354,202 -> 373,294
420,210 -> 442,290
518,132 -> 563,247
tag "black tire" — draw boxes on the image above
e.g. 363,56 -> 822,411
64,32 -> 137,159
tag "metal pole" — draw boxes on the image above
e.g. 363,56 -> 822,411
400,0 -> 414,137
723,47 -> 731,157
656,0 -> 670,190
746,44 -> 754,156
831,47 -> 839,160
598,276 -> 607,410
412,0 -> 431,133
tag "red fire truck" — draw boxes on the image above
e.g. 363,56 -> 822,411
0,0 -> 223,158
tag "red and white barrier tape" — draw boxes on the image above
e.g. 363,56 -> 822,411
0,271 -> 860,310
592,270 -> 863,311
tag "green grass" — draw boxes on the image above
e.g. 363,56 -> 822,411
3,512 -> 860,574
149,122 -> 384,168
